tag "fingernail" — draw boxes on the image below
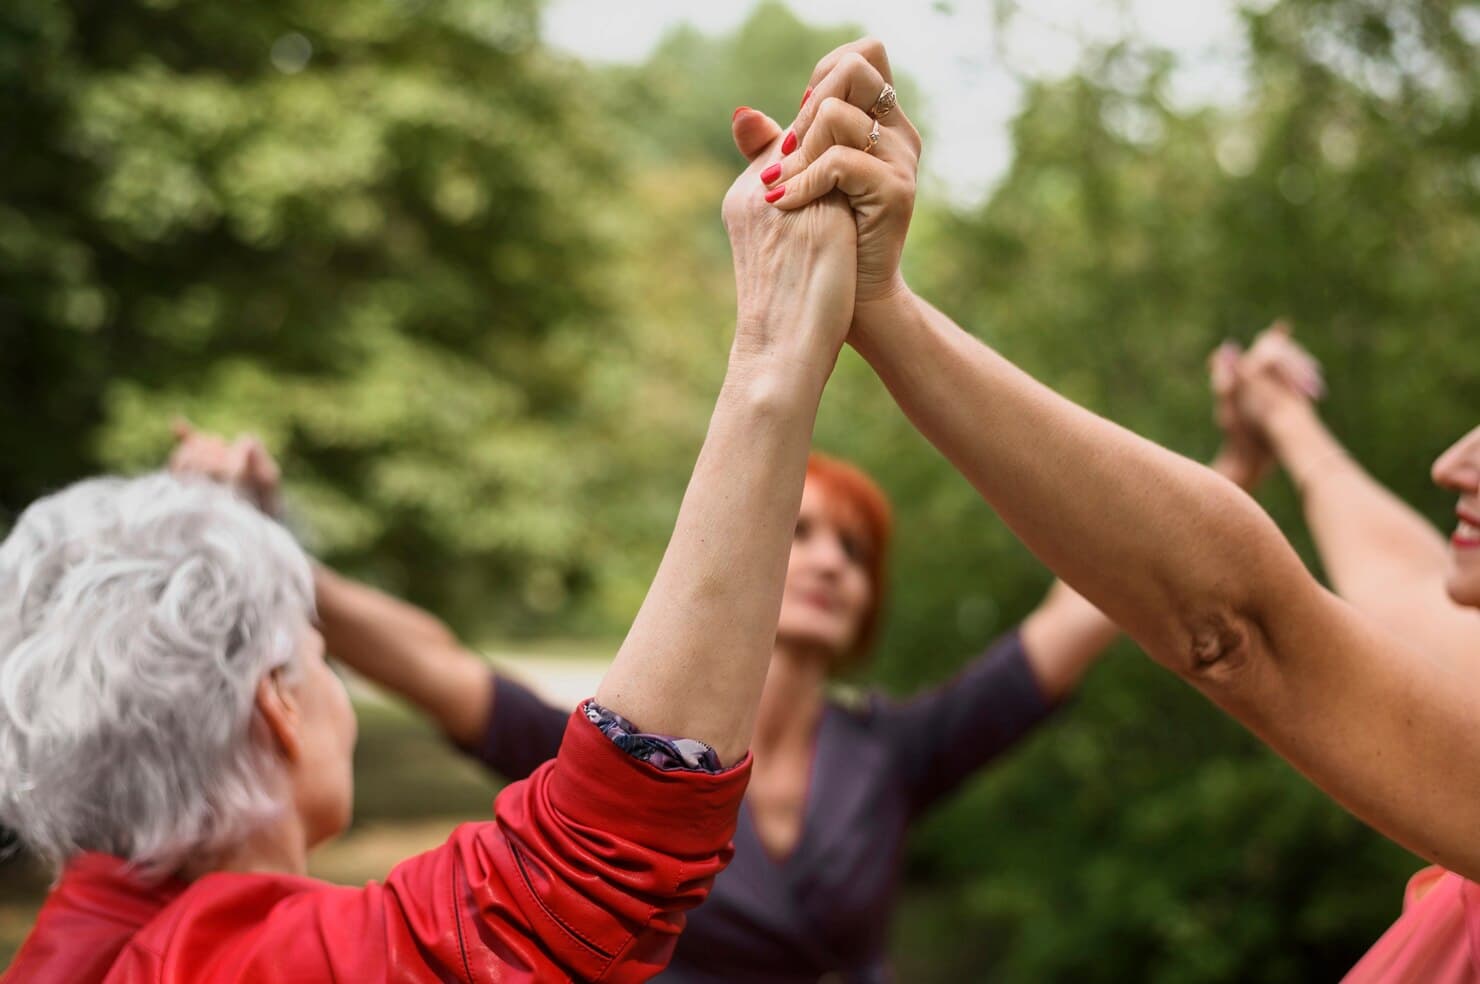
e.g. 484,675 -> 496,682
765,185 -> 786,204
800,87 -> 813,108
781,130 -> 797,155
732,106 -> 751,121
760,163 -> 782,185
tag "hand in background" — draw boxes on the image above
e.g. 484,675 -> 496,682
168,420 -> 284,519
1210,321 -> 1325,490
1234,321 -> 1325,431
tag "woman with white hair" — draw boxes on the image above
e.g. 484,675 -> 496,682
0,94 -> 863,982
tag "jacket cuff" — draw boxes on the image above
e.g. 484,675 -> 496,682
549,702 -> 750,856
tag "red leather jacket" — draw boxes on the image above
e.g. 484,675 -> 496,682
4,708 -> 749,983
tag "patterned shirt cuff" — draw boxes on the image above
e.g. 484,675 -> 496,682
583,700 -> 724,773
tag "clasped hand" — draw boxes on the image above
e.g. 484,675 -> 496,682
723,39 -> 921,369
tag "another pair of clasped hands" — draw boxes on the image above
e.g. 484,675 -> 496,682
720,38 -> 921,389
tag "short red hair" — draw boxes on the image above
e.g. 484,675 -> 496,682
804,451 -> 894,665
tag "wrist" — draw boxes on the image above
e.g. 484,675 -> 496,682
1260,397 -> 1323,464
723,337 -> 832,414
849,282 -> 919,363
733,292 -> 851,383
1259,403 -> 1356,496
855,271 -> 912,311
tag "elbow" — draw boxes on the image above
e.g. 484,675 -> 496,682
1166,488 -> 1295,693
1162,602 -> 1297,734
1180,609 -> 1259,688
1152,605 -> 1267,706
424,615 -> 461,649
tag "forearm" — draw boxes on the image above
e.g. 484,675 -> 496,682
595,347 -> 832,765
852,292 -> 1302,678
1261,401 -> 1480,665
314,565 -> 492,745
1019,579 -> 1120,702
1266,401 -> 1450,589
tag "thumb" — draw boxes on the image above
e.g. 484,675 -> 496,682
171,417 -> 195,442
246,439 -> 281,486
732,107 -> 782,163
1209,341 -> 1241,397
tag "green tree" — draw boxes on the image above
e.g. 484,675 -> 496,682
1,0 -> 622,632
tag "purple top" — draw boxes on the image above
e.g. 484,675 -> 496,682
465,629 -> 1055,982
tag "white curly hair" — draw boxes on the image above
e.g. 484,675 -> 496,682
0,472 -> 314,878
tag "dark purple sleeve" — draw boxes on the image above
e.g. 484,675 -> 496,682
457,671 -> 569,781
878,627 -> 1057,813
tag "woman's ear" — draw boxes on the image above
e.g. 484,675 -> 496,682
255,668 -> 302,764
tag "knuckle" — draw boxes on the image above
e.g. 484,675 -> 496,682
856,37 -> 886,63
823,147 -> 851,181
818,96 -> 849,124
840,51 -> 869,76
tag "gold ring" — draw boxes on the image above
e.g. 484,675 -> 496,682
865,118 -> 881,152
869,83 -> 897,120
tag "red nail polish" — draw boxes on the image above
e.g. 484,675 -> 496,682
732,106 -> 751,121
781,130 -> 797,155
800,87 -> 813,108
764,185 -> 785,204
760,163 -> 782,185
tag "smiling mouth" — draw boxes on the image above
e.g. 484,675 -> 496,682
1455,513 -> 1480,549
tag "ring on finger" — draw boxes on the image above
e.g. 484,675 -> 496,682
869,83 -> 897,120
865,117 -> 881,153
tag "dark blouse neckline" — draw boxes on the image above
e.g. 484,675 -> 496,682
744,702 -> 837,867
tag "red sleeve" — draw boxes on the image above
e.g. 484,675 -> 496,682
468,704 -> 750,980
142,706 -> 749,983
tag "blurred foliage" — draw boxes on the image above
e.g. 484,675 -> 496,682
3,0 -> 1479,980
0,0 -> 621,630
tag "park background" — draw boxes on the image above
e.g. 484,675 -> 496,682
2,0 -> 1478,978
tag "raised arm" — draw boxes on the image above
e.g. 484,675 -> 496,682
1228,327 -> 1480,669
1012,331 -> 1323,698
1018,580 -> 1118,701
591,108 -> 856,765
168,424 -> 497,748
850,289 -> 1480,878
771,53 -> 1480,877
1017,441 -> 1272,703
312,566 -> 493,746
